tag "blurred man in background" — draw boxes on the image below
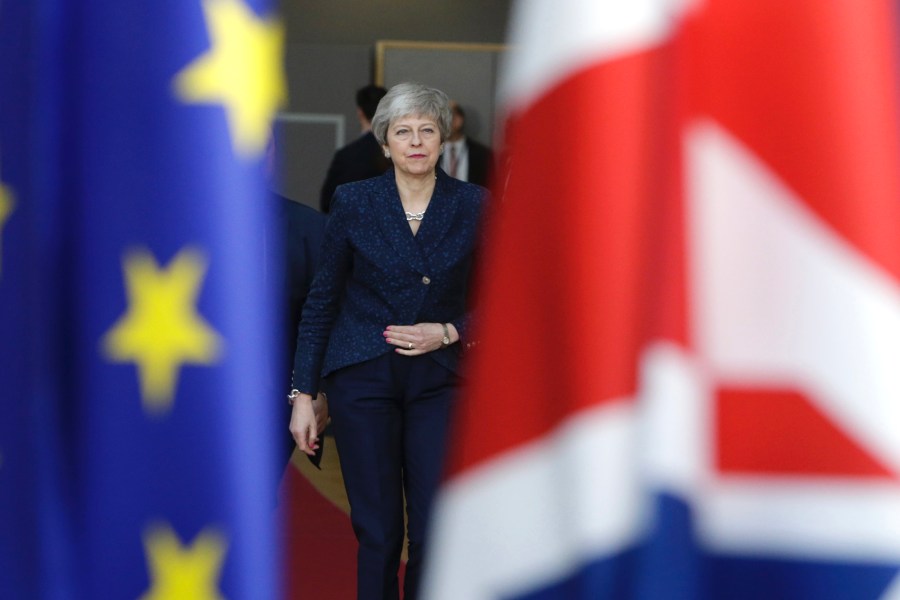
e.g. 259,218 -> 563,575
319,84 -> 390,213
440,100 -> 493,187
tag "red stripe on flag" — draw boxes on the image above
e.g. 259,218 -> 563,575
686,0 -> 900,280
716,387 -> 895,478
447,46 -> 678,476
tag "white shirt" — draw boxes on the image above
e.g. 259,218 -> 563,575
442,138 -> 470,182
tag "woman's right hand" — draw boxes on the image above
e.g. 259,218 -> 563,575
289,393 -> 319,456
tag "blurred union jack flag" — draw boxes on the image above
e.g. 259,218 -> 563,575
424,1 -> 900,599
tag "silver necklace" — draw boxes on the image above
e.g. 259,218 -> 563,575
404,173 -> 435,221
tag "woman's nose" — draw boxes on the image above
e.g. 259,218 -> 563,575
410,131 -> 422,145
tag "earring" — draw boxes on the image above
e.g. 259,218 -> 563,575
384,149 -> 391,158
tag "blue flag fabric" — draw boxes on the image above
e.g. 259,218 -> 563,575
0,0 -> 285,597
0,2 -> 73,597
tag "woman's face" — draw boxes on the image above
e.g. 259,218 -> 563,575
383,114 -> 442,178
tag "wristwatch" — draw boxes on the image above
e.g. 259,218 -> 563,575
441,323 -> 451,348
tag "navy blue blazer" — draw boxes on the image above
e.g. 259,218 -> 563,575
295,168 -> 486,396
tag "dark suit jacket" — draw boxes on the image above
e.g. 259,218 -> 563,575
275,194 -> 327,467
465,137 -> 494,188
280,196 -> 326,380
319,131 -> 391,213
295,168 -> 486,396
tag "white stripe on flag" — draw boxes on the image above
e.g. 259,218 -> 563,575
423,401 -> 644,600
686,120 -> 900,474
639,342 -> 712,499
700,479 -> 900,561
498,0 -> 694,117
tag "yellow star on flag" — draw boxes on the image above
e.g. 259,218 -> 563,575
173,0 -> 286,158
140,523 -> 228,600
0,181 -> 14,279
101,247 -> 223,414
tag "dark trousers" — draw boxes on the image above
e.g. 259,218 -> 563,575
326,351 -> 457,600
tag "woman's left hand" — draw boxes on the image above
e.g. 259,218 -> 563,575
289,392 -> 320,456
384,322 -> 447,355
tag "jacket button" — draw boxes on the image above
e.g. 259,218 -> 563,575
422,276 -> 431,285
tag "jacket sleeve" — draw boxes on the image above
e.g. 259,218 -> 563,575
293,191 -> 353,396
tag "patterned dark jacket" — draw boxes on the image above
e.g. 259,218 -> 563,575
295,168 -> 486,396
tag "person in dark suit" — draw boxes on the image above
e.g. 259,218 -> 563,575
277,193 -> 328,468
440,100 -> 494,187
264,135 -> 329,470
319,84 -> 391,213
289,82 -> 487,600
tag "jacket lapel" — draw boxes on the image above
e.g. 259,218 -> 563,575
371,171 -> 427,274
415,170 -> 460,258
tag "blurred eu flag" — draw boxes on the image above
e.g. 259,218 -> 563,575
1,0 -> 286,597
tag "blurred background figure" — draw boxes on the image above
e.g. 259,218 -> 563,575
265,134 -> 328,473
319,84 -> 390,213
440,100 -> 493,187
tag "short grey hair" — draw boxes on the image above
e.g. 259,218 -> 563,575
371,82 -> 452,145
